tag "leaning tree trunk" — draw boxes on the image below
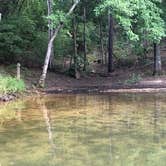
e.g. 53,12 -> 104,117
47,0 -> 55,70
38,0 -> 80,87
153,43 -> 162,76
108,13 -> 114,73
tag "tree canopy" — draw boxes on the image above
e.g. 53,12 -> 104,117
0,0 -> 165,84
95,0 -> 165,42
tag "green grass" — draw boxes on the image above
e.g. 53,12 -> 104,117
0,75 -> 25,94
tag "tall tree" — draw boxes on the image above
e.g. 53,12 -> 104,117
95,0 -> 165,74
108,13 -> 113,73
99,19 -> 105,64
38,0 -> 80,87
83,1 -> 87,71
73,14 -> 80,79
153,43 -> 162,75
47,0 -> 55,69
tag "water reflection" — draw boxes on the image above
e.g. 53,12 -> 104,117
0,93 -> 166,166
38,98 -> 56,155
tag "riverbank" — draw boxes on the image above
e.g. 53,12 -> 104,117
1,64 -> 166,102
46,86 -> 166,94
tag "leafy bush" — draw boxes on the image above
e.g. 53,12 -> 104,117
113,40 -> 136,68
0,75 -> 25,94
0,15 -> 47,66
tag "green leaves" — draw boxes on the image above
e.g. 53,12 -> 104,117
47,11 -> 66,29
95,0 -> 166,42
0,75 -> 25,95
0,15 -> 37,63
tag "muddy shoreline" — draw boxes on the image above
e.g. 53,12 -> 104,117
1,85 -> 166,102
45,84 -> 166,94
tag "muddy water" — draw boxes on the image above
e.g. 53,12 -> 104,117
0,93 -> 166,166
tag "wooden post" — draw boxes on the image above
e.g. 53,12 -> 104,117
17,63 -> 21,79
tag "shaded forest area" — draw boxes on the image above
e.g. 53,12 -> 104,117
0,0 -> 166,91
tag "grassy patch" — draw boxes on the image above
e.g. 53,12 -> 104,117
0,75 -> 25,94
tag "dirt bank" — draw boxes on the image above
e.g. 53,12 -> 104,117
1,64 -> 166,102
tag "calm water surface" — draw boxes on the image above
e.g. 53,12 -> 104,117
0,93 -> 166,166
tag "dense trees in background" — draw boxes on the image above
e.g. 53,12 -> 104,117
0,0 -> 165,86
0,0 -> 47,65
95,0 -> 165,74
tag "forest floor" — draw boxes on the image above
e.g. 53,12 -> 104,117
3,60 -> 166,94
44,65 -> 166,93
1,47 -> 166,95
44,47 -> 166,93
1,63 -> 166,101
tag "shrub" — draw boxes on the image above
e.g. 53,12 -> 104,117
0,75 -> 25,94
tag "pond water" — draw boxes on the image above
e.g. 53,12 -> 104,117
0,93 -> 166,166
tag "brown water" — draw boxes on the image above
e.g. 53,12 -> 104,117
0,93 -> 166,166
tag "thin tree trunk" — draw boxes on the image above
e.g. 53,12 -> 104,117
69,55 -> 73,69
47,0 -> 55,70
83,6 -> 87,71
143,31 -> 148,60
73,15 -> 80,79
99,19 -> 104,64
0,13 -> 2,21
108,13 -> 114,73
38,0 -> 80,87
105,44 -> 108,65
153,43 -> 162,75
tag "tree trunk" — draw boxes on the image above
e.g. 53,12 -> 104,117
47,0 -> 55,70
108,13 -> 114,73
99,19 -> 104,64
153,43 -> 162,75
73,15 -> 80,79
38,0 -> 80,87
143,31 -> 148,60
0,13 -> 2,21
83,6 -> 87,71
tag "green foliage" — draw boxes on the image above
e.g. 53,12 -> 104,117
0,75 -> 25,94
0,15 -> 35,63
0,0 -> 166,73
77,21 -> 98,52
55,29 -> 73,57
95,0 -> 166,42
47,11 -> 66,29
0,14 -> 47,66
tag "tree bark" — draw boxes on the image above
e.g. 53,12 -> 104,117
108,13 -> 114,73
38,0 -> 80,87
153,43 -> 162,75
73,15 -> 79,79
47,0 -> 55,70
83,6 -> 87,71
99,19 -> 104,64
